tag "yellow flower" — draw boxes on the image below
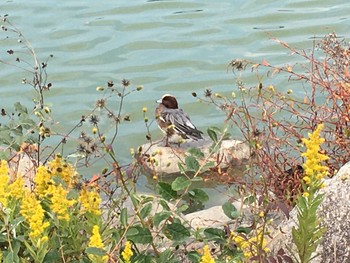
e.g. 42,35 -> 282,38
92,127 -> 98,134
303,176 -> 311,185
303,192 -> 309,198
233,229 -> 269,259
89,225 -> 104,248
88,225 -> 108,263
8,176 -> 25,199
48,155 -> 76,186
20,191 -> 49,240
121,241 -> 133,263
47,184 -> 76,221
200,245 -> 215,263
142,107 -> 147,113
259,211 -> 265,218
0,160 -> 8,175
34,166 -> 52,197
301,124 -> 329,181
79,187 -> 102,215
0,161 -> 9,206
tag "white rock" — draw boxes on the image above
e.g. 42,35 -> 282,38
269,162 -> 350,262
140,137 -> 250,176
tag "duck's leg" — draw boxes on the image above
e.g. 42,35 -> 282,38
165,134 -> 170,147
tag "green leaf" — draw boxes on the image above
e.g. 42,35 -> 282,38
157,182 -> 177,201
171,177 -> 191,191
235,226 -> 251,234
9,217 -> 24,232
120,207 -> 128,227
243,195 -> 256,205
0,150 -> 10,161
85,247 -> 106,256
11,125 -> 23,136
154,211 -> 171,227
51,176 -> 66,187
178,162 -> 186,175
14,102 -> 28,114
4,252 -> 19,263
157,249 -> 174,263
159,199 -> 171,211
191,177 -> 203,182
187,251 -> 201,262
222,202 -> 240,219
203,228 -> 226,242
133,254 -> 154,263
126,226 -> 153,244
67,189 -> 79,200
140,203 -> 152,219
164,223 -> 190,241
201,161 -> 216,172
0,129 -> 13,145
207,127 -> 218,143
188,147 -> 204,158
19,115 -> 36,129
141,195 -> 154,203
43,251 -> 60,263
177,203 -> 189,213
185,156 -> 200,172
130,193 -> 140,207
188,189 -> 209,202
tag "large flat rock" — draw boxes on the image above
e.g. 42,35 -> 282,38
140,138 -> 250,176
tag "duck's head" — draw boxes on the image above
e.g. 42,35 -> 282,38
156,94 -> 178,109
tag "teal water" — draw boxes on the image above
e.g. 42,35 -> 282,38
1,0 -> 350,205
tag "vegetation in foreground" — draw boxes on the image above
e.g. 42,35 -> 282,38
0,16 -> 347,262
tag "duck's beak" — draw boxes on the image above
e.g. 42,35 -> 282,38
156,98 -> 162,103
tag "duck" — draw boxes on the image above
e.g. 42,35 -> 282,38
155,94 -> 203,146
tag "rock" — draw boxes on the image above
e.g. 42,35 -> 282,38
140,137 -> 250,176
269,162 -> 350,262
5,151 -> 36,188
184,200 -> 250,229
185,205 -> 232,229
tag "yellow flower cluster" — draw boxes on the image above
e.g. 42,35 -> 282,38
20,191 -> 50,239
88,225 -> 108,263
0,155 -> 106,260
0,160 -> 25,205
200,245 -> 215,263
8,177 -> 25,199
33,157 -> 77,221
233,230 -> 269,259
0,159 -> 8,175
47,184 -> 76,221
0,160 -> 9,206
121,241 -> 133,263
35,156 -> 77,198
79,187 -> 102,215
34,166 -> 51,197
48,155 -> 76,186
301,124 -> 329,195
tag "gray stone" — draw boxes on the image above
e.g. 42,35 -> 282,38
184,200 -> 250,229
269,162 -> 350,262
140,137 -> 250,176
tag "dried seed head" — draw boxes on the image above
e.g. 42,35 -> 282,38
96,99 -> 106,109
89,115 -> 99,125
121,78 -> 130,87
204,89 -> 212,97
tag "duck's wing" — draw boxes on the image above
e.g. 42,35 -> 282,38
162,109 -> 203,140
